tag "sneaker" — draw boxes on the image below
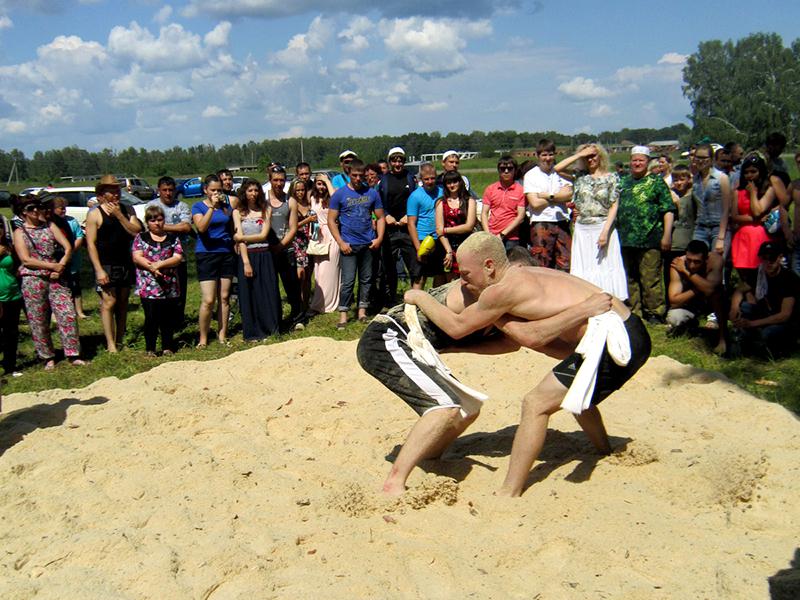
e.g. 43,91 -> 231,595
294,322 -> 305,331
704,313 -> 719,330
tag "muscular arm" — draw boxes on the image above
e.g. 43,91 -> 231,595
668,263 -> 695,307
406,285 -> 512,340
494,293 -> 612,349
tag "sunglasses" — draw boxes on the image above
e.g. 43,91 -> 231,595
498,165 -> 515,172
23,204 -> 40,212
147,217 -> 165,222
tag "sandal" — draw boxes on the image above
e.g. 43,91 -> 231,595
358,316 -> 369,323
70,359 -> 89,366
336,322 -> 347,331
44,360 -> 56,371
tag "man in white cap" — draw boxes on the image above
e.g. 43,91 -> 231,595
616,145 -> 675,323
377,146 -> 419,305
332,150 -> 358,190
436,150 -> 472,192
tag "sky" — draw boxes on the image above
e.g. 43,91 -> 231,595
0,0 -> 797,155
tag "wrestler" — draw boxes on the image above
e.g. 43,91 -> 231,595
402,232 -> 651,497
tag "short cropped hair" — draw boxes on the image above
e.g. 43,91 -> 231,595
507,245 -> 535,266
537,138 -> 556,154
158,176 -> 176,188
457,231 -> 508,270
348,158 -> 365,172
686,239 -> 709,256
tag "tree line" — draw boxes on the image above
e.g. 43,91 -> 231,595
1,125 -> 691,183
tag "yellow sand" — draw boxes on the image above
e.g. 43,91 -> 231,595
1,338 -> 797,599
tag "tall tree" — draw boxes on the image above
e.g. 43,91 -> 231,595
683,33 -> 800,146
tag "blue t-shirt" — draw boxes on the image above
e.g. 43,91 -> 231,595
331,173 -> 351,190
330,184 -> 383,246
407,186 -> 441,241
191,201 -> 233,253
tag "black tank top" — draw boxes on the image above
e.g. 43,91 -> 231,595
96,205 -> 134,266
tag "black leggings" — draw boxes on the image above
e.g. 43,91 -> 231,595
141,297 -> 177,353
1,298 -> 22,373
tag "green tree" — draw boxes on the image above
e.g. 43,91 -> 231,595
683,33 -> 800,146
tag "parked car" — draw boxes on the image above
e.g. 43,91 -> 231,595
37,187 -> 148,225
175,176 -> 203,200
232,176 -> 248,192
116,176 -> 155,200
19,187 -> 44,197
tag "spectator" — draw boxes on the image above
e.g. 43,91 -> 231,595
730,241 -> 799,358
191,174 -> 235,347
266,165 -> 302,328
658,154 -> 674,187
377,146 -> 418,306
290,178 -> 314,324
232,178 -> 281,341
0,216 -> 22,377
667,165 -> 695,259
790,151 -> 800,275
714,147 -> 732,174
309,176 -> 341,315
731,154 -> 778,288
407,162 -> 445,289
764,132 -> 789,206
365,163 -> 382,189
523,138 -> 573,271
436,169 -> 477,281
617,146 -> 675,323
614,161 -> 628,177
667,240 -> 726,354
481,155 -> 526,251
328,158 -> 385,329
332,150 -> 358,189
132,205 -> 183,356
555,143 -> 627,299
51,196 -> 87,319
436,150 -> 472,192
147,176 -> 192,322
85,174 -> 142,353
13,198 -> 85,369
217,168 -> 237,206
377,159 -> 389,175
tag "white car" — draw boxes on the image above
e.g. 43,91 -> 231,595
36,186 -> 148,225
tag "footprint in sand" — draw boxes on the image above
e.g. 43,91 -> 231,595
608,441 -> 659,467
327,476 -> 459,517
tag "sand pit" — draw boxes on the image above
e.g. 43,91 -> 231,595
0,337 -> 798,598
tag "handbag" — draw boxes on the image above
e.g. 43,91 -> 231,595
306,220 -> 329,256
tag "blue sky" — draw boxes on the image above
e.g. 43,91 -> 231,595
0,0 -> 797,154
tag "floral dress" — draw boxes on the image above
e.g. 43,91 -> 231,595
132,232 -> 183,299
292,207 -> 312,268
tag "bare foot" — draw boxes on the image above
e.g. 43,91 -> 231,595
712,340 -> 727,356
381,480 -> 406,497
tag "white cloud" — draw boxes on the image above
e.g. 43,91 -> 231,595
108,22 -> 207,72
278,125 -> 304,138
381,17 -> 492,77
420,101 -> 447,112
202,105 -> 232,118
111,64 -> 194,106
0,15 -> 11,29
272,15 -> 331,68
658,52 -> 688,65
153,5 -> 172,24
338,16 -> 373,53
204,21 -> 231,47
588,102 -> 615,118
558,76 -> 614,100
0,118 -> 25,133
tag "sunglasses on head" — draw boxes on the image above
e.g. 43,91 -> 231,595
270,166 -> 286,174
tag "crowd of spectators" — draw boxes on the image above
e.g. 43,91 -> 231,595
0,133 -> 798,376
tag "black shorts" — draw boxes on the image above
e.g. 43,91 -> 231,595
418,239 -> 446,278
196,252 -> 236,282
357,314 -> 465,416
96,263 -> 134,292
552,313 -> 651,405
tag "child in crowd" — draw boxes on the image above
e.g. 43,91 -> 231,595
132,204 -> 183,356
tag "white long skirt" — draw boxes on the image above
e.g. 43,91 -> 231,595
570,221 -> 628,300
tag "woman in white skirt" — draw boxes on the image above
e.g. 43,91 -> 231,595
555,143 -> 628,299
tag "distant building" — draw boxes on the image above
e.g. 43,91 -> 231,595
609,140 -> 636,154
648,140 -> 680,154
228,165 -> 258,172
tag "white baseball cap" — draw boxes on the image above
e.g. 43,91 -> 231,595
339,150 -> 358,160
631,145 -> 650,157
387,147 -> 405,158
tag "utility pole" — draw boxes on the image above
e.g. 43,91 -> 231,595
7,158 -> 18,186
300,138 -> 304,163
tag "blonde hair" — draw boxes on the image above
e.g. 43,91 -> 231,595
457,231 -> 508,268
575,142 -> 610,173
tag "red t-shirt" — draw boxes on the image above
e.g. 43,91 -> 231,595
483,181 -> 525,239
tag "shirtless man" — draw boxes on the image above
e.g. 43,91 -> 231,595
399,232 -> 651,497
